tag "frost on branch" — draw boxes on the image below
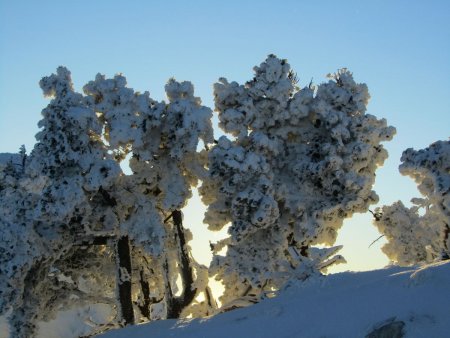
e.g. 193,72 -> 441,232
374,140 -> 450,265
200,55 -> 395,305
83,72 -> 166,253
164,79 -> 214,160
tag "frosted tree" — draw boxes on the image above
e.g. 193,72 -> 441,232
374,140 -> 450,266
200,55 -> 396,306
0,151 -> 45,334
82,72 -> 164,325
1,57 -> 399,336
0,67 -> 121,338
83,74 -> 216,320
1,68 -> 215,337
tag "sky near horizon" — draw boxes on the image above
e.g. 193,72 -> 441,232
1,0 -> 449,273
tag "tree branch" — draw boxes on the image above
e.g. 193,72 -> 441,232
116,236 -> 134,325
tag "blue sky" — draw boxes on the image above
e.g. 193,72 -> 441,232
1,0 -> 449,272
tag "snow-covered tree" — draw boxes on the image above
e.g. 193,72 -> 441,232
84,74 -> 215,320
200,55 -> 396,306
1,56 -> 399,336
374,140 -> 450,266
0,68 -> 215,337
0,67 -> 122,337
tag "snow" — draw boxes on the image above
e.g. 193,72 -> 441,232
37,304 -> 114,338
98,261 -> 450,338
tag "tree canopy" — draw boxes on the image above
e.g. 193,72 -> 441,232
1,55 -> 447,338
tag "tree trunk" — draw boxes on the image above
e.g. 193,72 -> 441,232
443,223 -> 450,260
163,257 -> 176,317
166,210 -> 197,318
116,235 -> 135,325
204,286 -> 218,315
138,268 -> 151,320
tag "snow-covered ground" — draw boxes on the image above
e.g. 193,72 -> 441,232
98,261 -> 450,338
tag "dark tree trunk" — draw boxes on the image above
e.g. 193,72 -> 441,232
166,210 -> 197,318
204,286 -> 218,315
138,268 -> 151,320
443,223 -> 450,260
116,236 -> 135,325
163,257 -> 176,317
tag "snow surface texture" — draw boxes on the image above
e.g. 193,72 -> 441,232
375,140 -> 450,265
200,55 -> 396,305
98,261 -> 450,338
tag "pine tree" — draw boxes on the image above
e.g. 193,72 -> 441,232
200,55 -> 396,306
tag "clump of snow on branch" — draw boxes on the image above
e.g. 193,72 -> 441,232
374,140 -> 450,265
200,55 -> 395,305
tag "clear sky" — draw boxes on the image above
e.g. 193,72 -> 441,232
1,0 -> 449,273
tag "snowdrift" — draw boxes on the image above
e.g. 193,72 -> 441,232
98,261 -> 450,338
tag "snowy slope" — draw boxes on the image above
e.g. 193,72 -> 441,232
98,261 -> 450,338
